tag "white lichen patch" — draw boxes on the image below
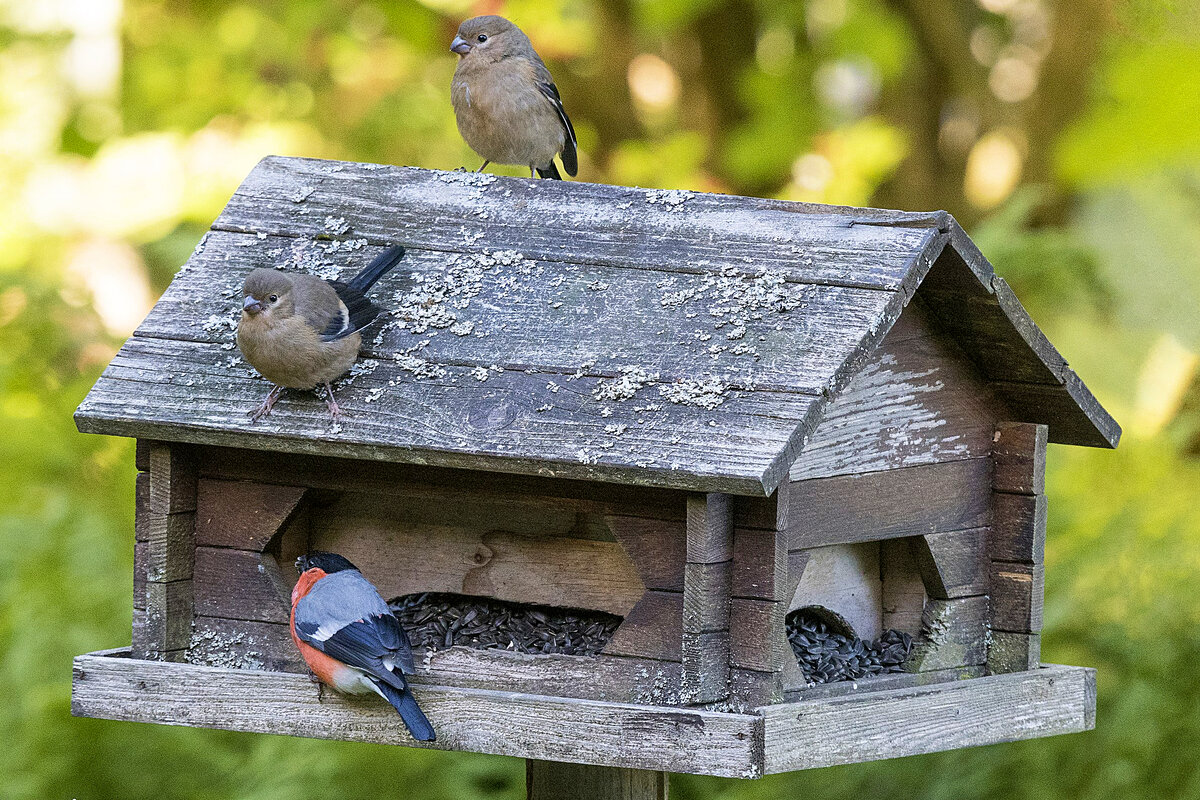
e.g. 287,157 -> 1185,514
392,249 -> 539,335
323,238 -> 367,254
289,185 -> 316,202
645,189 -> 691,210
322,216 -> 350,234
593,366 -> 659,402
449,321 -> 475,336
436,169 -> 497,201
200,313 -> 238,336
658,377 -> 729,409
471,366 -> 491,381
604,423 -> 629,436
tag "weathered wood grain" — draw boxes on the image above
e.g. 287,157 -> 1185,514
990,492 -> 1047,563
906,596 -> 989,672
792,304 -> 1004,481
526,761 -> 668,800
685,494 -> 734,564
603,591 -> 682,663
988,631 -> 1041,674
138,231 -> 898,400
783,665 -> 985,701
760,664 -> 1095,773
310,491 -> 646,616
201,445 -> 689,521
785,458 -> 993,549
217,157 -> 932,290
194,479 -> 308,551
919,237 -> 1119,448
683,562 -> 732,634
789,543 -> 883,640
731,528 -> 788,601
144,581 -> 193,659
989,562 -> 1044,633
134,472 -> 149,542
147,442 -> 197,514
77,335 -> 820,496
194,547 -> 288,624
880,539 -> 926,635
727,668 -> 783,710
911,529 -> 988,599
186,615 -> 688,704
730,598 -> 787,673
606,516 -> 685,592
71,650 -> 763,778
681,631 -> 731,706
992,422 -> 1048,495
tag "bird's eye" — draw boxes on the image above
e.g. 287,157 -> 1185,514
477,34 -> 488,42
268,294 -> 278,303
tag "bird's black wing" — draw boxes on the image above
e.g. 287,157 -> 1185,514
320,281 -> 382,341
295,612 -> 416,683
537,81 -> 577,176
318,245 -> 406,341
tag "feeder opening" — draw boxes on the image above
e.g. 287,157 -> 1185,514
390,592 -> 622,657
787,606 -> 914,685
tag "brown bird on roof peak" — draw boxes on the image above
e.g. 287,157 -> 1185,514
450,15 -> 578,180
236,245 -> 405,421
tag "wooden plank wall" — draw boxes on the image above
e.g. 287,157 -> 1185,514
988,422 -> 1048,673
185,444 -> 723,706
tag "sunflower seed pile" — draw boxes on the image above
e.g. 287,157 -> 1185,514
787,612 -> 914,684
389,593 -> 621,657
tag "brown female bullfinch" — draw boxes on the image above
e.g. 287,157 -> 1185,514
450,15 -> 578,180
236,245 -> 405,421
291,551 -> 435,741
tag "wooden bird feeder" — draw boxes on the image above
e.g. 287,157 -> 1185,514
72,156 -> 1118,796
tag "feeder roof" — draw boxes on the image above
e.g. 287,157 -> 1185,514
75,156 -> 1118,495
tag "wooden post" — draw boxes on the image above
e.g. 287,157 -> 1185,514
137,440 -> 197,661
988,422 -> 1048,673
681,493 -> 732,704
526,761 -> 668,800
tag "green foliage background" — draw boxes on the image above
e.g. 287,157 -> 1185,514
1,0 -> 1198,797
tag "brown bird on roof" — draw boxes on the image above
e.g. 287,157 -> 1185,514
236,245 -> 405,421
450,15 -> 578,180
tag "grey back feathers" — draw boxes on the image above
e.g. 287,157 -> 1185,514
294,569 -> 392,641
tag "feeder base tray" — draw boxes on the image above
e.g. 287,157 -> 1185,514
72,649 -> 1094,778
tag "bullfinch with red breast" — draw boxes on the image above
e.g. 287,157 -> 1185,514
290,551 -> 436,741
450,15 -> 578,180
237,244 -> 406,422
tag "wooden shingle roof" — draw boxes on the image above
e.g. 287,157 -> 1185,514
75,156 -> 1119,495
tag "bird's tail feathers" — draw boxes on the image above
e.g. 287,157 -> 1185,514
347,245 -> 406,294
537,162 -> 563,180
372,676 -> 436,742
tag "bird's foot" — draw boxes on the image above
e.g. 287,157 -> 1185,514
322,383 -> 342,419
248,385 -> 284,422
476,160 -> 491,173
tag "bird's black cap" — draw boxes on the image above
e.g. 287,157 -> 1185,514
296,551 -> 359,575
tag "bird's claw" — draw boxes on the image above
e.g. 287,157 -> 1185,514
322,383 -> 342,420
248,385 -> 284,423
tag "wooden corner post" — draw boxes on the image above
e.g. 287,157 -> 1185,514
134,440 -> 197,661
681,493 -> 733,704
988,422 -> 1048,673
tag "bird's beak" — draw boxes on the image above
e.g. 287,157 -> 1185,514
450,36 -> 472,55
243,295 -> 265,315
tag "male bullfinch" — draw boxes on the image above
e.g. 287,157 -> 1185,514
290,551 -> 436,741
450,15 -> 578,180
236,244 -> 406,421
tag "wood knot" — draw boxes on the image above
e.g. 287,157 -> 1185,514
466,399 -> 517,431
469,545 -> 494,566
